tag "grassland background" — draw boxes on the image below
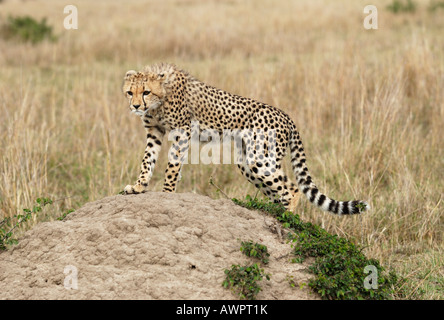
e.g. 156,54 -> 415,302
0,0 -> 442,298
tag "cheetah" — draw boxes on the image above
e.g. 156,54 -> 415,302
122,63 -> 370,215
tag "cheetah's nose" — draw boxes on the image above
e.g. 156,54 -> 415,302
133,105 -> 140,110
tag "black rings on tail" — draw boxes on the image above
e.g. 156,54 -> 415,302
289,127 -> 370,215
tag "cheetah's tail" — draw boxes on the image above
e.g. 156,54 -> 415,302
289,128 -> 370,215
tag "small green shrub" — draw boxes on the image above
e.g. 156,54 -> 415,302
387,0 -> 417,13
289,224 -> 359,261
240,240 -> 270,264
0,197 -> 53,250
1,15 -> 56,44
308,252 -> 400,300
232,195 -> 406,300
222,263 -> 270,300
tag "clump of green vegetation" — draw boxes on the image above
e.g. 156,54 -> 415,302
233,195 -> 405,300
0,15 -> 56,44
290,221 -> 400,299
387,0 -> 416,13
233,195 -> 303,230
223,240 -> 271,300
0,197 -> 53,250
308,251 -> 400,299
0,197 -> 74,250
222,263 -> 271,300
240,240 -> 270,264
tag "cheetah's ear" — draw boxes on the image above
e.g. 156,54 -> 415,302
124,70 -> 137,79
152,73 -> 165,81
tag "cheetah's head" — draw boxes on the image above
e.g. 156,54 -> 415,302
123,64 -> 177,116
122,70 -> 166,116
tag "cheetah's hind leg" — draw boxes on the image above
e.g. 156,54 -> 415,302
236,161 -> 299,212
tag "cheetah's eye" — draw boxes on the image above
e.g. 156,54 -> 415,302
127,91 -> 133,96
143,91 -> 151,96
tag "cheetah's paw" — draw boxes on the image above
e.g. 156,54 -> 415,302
123,184 -> 146,194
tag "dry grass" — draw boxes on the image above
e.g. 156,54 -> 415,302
0,0 -> 442,298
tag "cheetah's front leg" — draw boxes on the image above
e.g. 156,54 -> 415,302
162,126 -> 190,192
124,126 -> 164,194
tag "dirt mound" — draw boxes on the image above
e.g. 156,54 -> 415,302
0,192 -> 318,300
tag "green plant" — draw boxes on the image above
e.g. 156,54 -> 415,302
233,195 -> 290,222
387,0 -> 416,13
308,252 -> 401,300
1,15 -> 56,44
57,209 -> 75,221
240,240 -> 270,264
290,223 -> 405,299
0,197 -> 53,250
233,195 -> 305,231
289,223 -> 359,262
222,263 -> 270,300
232,195 -> 406,300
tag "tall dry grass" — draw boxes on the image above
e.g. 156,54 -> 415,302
0,0 -> 442,298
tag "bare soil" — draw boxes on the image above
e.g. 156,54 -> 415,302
0,192 -> 318,300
